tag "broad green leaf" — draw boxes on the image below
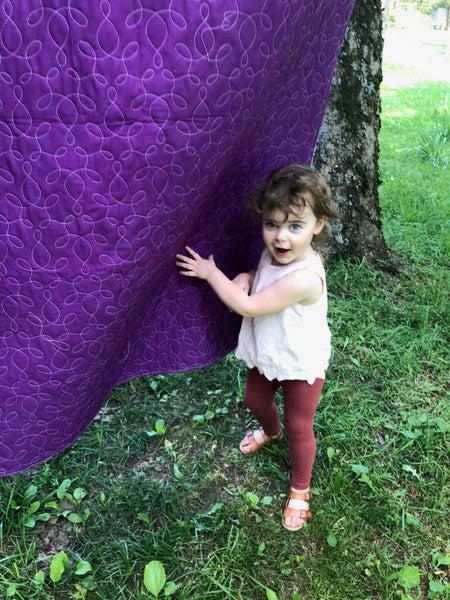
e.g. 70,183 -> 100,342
360,472 -> 375,490
351,464 -> 369,474
138,512 -> 151,525
23,516 -> 36,527
407,415 -> 426,427
35,512 -> 51,522
73,487 -> 87,502
266,588 -> 278,600
397,565 -> 421,590
327,534 -> 337,547
402,464 -> 420,479
429,579 -> 445,593
24,485 -> 37,499
155,419 -> 166,434
405,513 -> 421,527
80,575 -> 97,590
50,550 -> 70,583
207,503 -> 223,514
144,561 -> 166,598
28,501 -> 40,514
34,570 -> 46,585
433,417 -> 448,432
68,512 -> 83,523
75,560 -> 92,575
245,492 -> 259,508
400,429 -> 420,439
164,581 -> 177,596
56,479 -> 72,501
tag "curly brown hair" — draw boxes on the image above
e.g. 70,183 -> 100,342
248,164 -> 339,245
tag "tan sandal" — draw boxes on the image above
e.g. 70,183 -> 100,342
239,427 -> 282,455
282,489 -> 312,532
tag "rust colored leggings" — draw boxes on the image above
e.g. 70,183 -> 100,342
243,367 -> 324,489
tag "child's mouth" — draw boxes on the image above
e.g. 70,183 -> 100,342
275,247 -> 289,255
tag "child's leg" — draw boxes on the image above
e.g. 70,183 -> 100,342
243,367 -> 282,437
281,378 -> 324,490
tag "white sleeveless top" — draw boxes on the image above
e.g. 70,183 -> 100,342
235,248 -> 331,384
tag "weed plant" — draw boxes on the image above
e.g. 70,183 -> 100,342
1,48 -> 449,600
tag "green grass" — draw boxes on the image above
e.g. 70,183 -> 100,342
1,49 -> 450,600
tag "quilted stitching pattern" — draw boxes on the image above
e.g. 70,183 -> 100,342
0,0 -> 355,474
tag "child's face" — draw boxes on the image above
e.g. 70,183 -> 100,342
262,205 -> 326,266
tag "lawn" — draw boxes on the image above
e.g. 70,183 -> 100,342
1,30 -> 449,600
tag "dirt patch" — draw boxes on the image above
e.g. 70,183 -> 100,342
35,499 -> 74,558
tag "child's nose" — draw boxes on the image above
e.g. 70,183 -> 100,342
275,228 -> 287,241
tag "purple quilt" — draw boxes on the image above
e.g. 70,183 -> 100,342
0,0 -> 355,475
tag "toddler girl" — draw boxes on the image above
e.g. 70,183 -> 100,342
176,164 -> 338,531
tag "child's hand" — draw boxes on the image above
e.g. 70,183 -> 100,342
176,246 -> 216,280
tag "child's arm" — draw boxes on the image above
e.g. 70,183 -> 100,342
232,271 -> 256,294
176,247 -> 322,317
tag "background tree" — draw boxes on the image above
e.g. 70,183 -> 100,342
409,0 -> 450,29
313,0 -> 391,265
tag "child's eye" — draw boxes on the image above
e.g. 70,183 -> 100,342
290,223 -> 301,231
264,221 -> 277,229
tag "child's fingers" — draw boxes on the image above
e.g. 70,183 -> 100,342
184,246 -> 201,259
175,247 -> 201,263
175,260 -> 197,274
175,247 -> 210,279
175,259 -> 195,270
175,252 -> 198,265
175,253 -> 200,278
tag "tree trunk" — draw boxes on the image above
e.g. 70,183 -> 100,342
313,0 -> 391,265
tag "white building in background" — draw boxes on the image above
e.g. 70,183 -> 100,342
382,1 -> 450,30
429,7 -> 449,30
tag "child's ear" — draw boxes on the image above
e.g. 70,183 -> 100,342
313,216 -> 327,235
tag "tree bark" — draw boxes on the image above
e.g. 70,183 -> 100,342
313,0 -> 391,265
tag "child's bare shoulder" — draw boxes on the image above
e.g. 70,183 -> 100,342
278,268 -> 324,305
